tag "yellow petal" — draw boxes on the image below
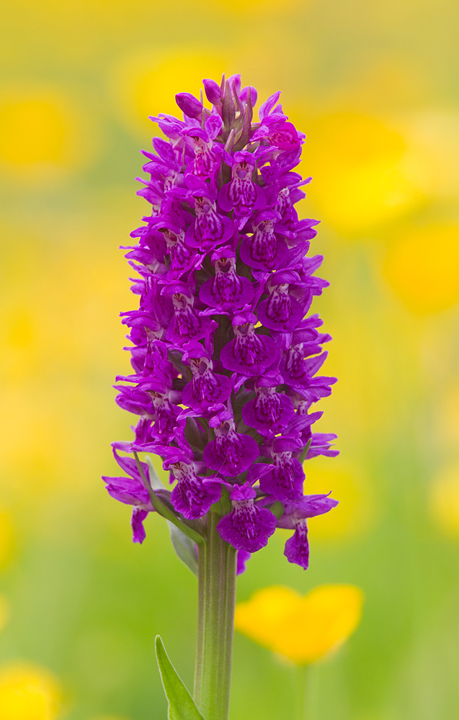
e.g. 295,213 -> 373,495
0,662 -> 62,720
235,584 -> 364,665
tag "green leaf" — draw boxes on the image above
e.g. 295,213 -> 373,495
299,439 -> 312,465
155,636 -> 205,720
168,522 -> 198,577
146,456 -> 165,490
269,500 -> 285,520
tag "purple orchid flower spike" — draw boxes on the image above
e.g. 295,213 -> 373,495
106,75 -> 340,720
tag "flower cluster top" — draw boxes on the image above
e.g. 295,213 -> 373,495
103,75 -> 338,572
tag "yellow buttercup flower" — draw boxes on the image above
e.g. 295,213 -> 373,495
0,662 -> 62,720
0,86 -> 99,182
235,584 -> 363,665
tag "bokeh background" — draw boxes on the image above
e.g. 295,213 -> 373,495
1,0 -> 459,718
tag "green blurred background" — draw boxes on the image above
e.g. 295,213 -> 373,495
1,0 -> 459,718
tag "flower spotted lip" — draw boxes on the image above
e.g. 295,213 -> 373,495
107,75 -> 338,573
217,150 -> 266,216
278,493 -> 339,569
217,483 -> 277,552
239,209 -> 289,272
163,451 -> 222,520
199,249 -> 254,312
242,374 -> 294,436
203,410 -> 259,477
181,344 -> 232,413
220,310 -> 280,376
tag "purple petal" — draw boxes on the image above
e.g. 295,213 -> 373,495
175,92 -> 203,119
220,333 -> 280,376
259,457 -> 304,503
203,433 -> 259,477
131,508 -> 149,544
171,476 -> 222,520
237,549 -> 252,575
242,392 -> 294,435
284,520 -> 309,569
217,504 -> 276,552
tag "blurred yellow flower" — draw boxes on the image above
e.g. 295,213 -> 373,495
235,584 -> 364,665
293,111 -> 422,236
384,224 -> 459,313
0,662 -> 62,720
430,464 -> 459,539
0,85 -> 99,181
111,48 -> 228,136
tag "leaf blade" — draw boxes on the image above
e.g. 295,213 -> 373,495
155,636 -> 205,720
168,522 -> 198,577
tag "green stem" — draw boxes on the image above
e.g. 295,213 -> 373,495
295,664 -> 309,720
194,511 -> 237,720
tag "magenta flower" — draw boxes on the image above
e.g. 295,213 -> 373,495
104,74 -> 338,569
